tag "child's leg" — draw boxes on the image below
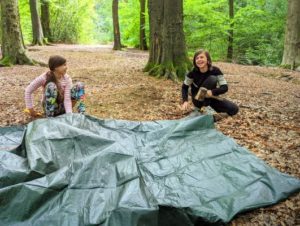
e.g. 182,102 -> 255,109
209,98 -> 239,116
45,82 -> 59,117
71,82 -> 86,113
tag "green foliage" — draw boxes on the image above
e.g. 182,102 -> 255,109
19,0 -> 97,44
19,0 -> 32,44
15,0 -> 288,66
233,0 -> 287,65
0,56 -> 13,66
184,0 -> 229,61
94,0 -> 113,43
50,0 -> 96,43
119,0 -> 140,47
184,0 -> 287,65
94,0 -> 149,47
119,0 -> 149,48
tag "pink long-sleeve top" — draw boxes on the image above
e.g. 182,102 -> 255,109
24,72 -> 73,113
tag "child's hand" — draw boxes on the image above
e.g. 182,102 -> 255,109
24,108 -> 43,118
181,102 -> 189,111
206,90 -> 213,97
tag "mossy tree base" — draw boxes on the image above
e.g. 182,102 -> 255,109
144,60 -> 191,81
0,54 -> 34,67
1,0 -> 35,67
146,0 -> 191,81
32,38 -> 46,46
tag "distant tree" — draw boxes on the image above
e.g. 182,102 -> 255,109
41,0 -> 52,42
139,0 -> 147,50
282,0 -> 300,69
227,0 -> 234,61
29,0 -> 44,45
112,0 -> 122,50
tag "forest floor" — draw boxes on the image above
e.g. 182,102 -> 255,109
0,44 -> 299,225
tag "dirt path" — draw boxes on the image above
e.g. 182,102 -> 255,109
0,44 -> 299,225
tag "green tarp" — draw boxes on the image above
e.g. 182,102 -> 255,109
0,114 -> 299,226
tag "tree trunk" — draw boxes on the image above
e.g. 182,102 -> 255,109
0,0 -> 33,66
139,0 -> 148,50
29,0 -> 44,45
0,6 -> 1,45
112,0 -> 121,50
282,0 -> 300,69
144,0 -> 191,80
41,0 -> 51,42
227,0 -> 234,62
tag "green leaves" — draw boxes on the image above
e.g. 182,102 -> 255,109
15,0 -> 288,66
183,0 -> 287,65
183,0 -> 228,60
50,0 -> 96,43
19,0 -> 32,44
233,1 -> 286,65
